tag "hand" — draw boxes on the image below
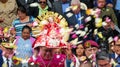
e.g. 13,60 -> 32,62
65,48 -> 72,59
107,4 -> 113,8
27,23 -> 33,27
33,49 -> 39,57
110,22 -> 115,30
10,28 -> 16,36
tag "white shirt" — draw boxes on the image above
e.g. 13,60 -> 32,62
115,53 -> 119,59
2,56 -> 12,67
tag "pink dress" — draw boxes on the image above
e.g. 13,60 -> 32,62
35,54 -> 66,67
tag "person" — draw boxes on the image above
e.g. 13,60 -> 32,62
52,0 -> 71,16
64,0 -> 87,27
75,43 -> 85,61
15,25 -> 35,60
73,43 -> 86,67
95,0 -> 117,25
37,0 -> 51,16
0,42 -> 16,67
65,47 -> 77,67
96,51 -> 112,67
109,40 -> 115,53
94,0 -> 113,7
0,0 -> 17,27
110,35 -> 120,66
84,40 -> 99,67
12,6 -> 35,36
16,0 -> 38,17
29,46 -> 66,67
96,15 -> 119,43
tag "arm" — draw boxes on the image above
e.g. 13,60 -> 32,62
110,8 -> 118,25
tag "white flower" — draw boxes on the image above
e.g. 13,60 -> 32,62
102,21 -> 107,26
29,2 -> 39,7
85,16 -> 92,22
66,12 -> 73,18
41,20 -> 49,25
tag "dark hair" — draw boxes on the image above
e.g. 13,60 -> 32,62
72,43 -> 85,56
80,61 -> 92,67
17,6 -> 27,15
96,50 -> 110,61
22,25 -> 32,33
38,0 -> 47,4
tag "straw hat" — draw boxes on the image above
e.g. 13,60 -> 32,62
1,42 -> 16,49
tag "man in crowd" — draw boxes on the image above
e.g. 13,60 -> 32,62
96,51 -> 112,67
110,35 -> 120,66
84,40 -> 99,67
95,0 -> 117,25
64,0 -> 86,27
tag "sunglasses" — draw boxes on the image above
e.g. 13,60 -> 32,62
39,1 -> 46,4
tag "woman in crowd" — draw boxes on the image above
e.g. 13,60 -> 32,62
74,43 -> 86,67
15,25 -> 35,60
37,0 -> 51,16
12,6 -> 35,36
0,0 -> 17,27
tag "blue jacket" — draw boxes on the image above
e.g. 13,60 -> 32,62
0,49 -> 3,67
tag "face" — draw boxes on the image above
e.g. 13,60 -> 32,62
97,0 -> 106,8
22,28 -> 30,40
5,48 -> 13,57
40,47 -> 52,60
85,47 -> 98,57
52,48 -> 61,55
76,44 -> 84,57
98,60 -> 111,67
114,39 -> 120,55
109,42 -> 115,52
17,11 -> 26,20
39,0 -> 47,9
71,4 -> 81,14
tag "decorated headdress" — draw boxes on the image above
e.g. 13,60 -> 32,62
32,11 -> 72,48
1,42 -> 16,49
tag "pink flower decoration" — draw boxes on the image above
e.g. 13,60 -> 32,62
84,35 -> 87,39
72,34 -> 77,38
95,8 -> 101,17
79,24 -> 84,29
114,36 -> 118,42
72,45 -> 77,48
105,17 -> 111,22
